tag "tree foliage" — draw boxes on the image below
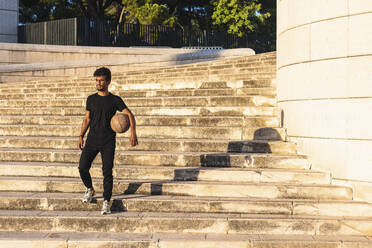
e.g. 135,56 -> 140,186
19,0 -> 277,51
117,0 -> 176,27
211,0 -> 271,37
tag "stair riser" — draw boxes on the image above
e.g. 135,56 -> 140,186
160,241 -> 370,248
2,240 -> 368,248
0,88 -> 277,99
0,96 -> 277,108
0,138 -> 295,154
0,116 -> 280,128
1,79 -> 272,92
0,198 -> 370,217
0,180 -> 352,200
0,152 -> 309,169
0,106 -> 281,117
0,165 -> 329,184
0,216 -> 368,236
0,240 -> 156,248
243,80 -> 273,88
112,73 -> 276,82
0,72 -> 275,90
0,126 -> 286,141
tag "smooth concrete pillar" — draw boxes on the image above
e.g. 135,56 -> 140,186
277,0 -> 372,200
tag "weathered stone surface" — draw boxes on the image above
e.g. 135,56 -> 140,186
0,106 -> 281,117
0,163 -> 328,184
0,51 -> 369,246
0,177 -> 352,200
0,115 -> 281,128
0,211 -> 369,236
0,149 -> 309,168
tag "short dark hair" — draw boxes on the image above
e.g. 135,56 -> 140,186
93,67 -> 111,82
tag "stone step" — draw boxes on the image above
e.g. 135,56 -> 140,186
0,137 -> 295,154
0,87 -> 277,99
0,193 -> 370,217
0,149 -> 309,169
0,176 -> 353,200
0,78 -> 272,92
124,66 -> 275,76
132,106 -> 281,117
0,95 -> 277,108
0,72 -> 276,90
0,106 -> 281,117
0,115 -> 280,128
0,232 -> 370,248
0,163 -> 327,184
243,80 -> 273,88
0,210 -> 369,236
0,124 -> 287,141
122,71 -> 276,79
210,73 -> 275,82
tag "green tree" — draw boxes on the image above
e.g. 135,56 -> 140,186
117,0 -> 177,26
75,0 -> 117,20
211,0 -> 271,37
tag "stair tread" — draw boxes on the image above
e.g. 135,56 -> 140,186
0,147 -> 304,156
0,161 -> 316,172
0,209 -> 369,220
0,191 -> 368,204
0,176 -> 346,188
0,231 -> 369,243
0,136 -> 288,142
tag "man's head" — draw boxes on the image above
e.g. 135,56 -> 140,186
93,67 -> 111,92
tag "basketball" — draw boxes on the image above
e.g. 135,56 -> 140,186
110,113 -> 130,133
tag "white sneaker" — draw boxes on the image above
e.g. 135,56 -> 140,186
82,188 -> 95,203
101,200 -> 111,215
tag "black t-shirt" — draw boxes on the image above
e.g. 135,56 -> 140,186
85,93 -> 127,146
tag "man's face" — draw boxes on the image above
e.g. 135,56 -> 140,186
95,75 -> 110,92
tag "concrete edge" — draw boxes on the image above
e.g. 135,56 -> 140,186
0,48 -> 255,73
0,42 -> 192,55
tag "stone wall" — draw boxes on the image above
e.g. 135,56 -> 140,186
277,0 -> 372,199
0,43 -> 186,65
0,47 -> 255,84
0,0 -> 18,43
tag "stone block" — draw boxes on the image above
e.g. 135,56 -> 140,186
282,98 -> 372,140
287,0 -> 311,29
277,62 -> 311,101
310,17 -> 348,60
9,51 -> 26,64
288,136 -> 372,183
307,58 -> 349,99
348,55 -> 372,97
349,0 -> 372,15
277,24 -> 310,67
311,0 -> 348,22
0,50 -> 10,63
349,13 -> 372,56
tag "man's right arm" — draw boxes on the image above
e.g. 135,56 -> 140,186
78,110 -> 91,150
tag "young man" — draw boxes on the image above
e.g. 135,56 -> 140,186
78,67 -> 138,214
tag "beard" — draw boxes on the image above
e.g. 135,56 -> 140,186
96,85 -> 105,91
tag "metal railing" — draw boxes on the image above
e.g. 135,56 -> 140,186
18,17 -> 274,51
19,18 -> 77,46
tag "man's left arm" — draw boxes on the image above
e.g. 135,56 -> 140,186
121,108 -> 138,147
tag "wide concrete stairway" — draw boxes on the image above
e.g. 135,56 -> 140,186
0,52 -> 370,247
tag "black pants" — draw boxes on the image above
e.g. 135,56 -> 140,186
78,141 -> 115,201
